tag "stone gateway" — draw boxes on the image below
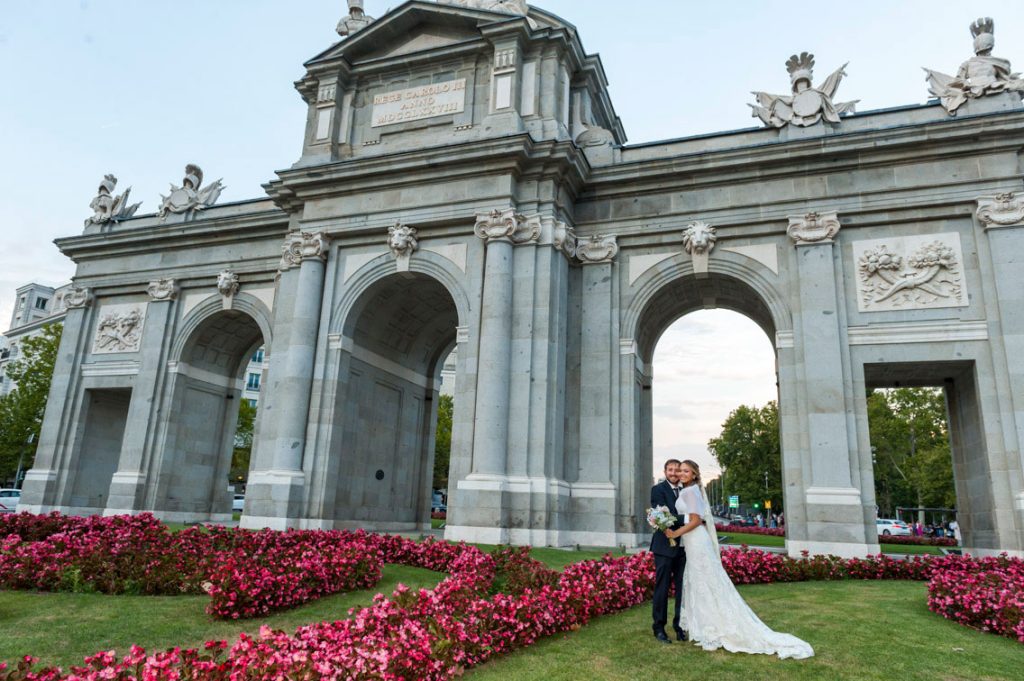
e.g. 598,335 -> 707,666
21,4 -> 1024,558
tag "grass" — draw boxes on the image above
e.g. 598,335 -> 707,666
719,530 -> 945,556
0,564 -> 441,670
467,580 -> 1024,681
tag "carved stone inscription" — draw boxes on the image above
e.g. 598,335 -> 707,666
853,233 -> 968,312
371,79 -> 467,127
92,303 -> 147,354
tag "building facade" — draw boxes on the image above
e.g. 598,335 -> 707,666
0,283 -> 71,397
19,2 -> 1024,557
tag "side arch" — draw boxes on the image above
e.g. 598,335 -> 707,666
170,293 -> 274,364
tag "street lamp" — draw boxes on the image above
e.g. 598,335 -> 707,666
764,470 -> 769,491
14,433 -> 34,490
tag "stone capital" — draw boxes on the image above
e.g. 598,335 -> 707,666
280,230 -> 331,270
551,220 -> 578,259
63,286 -> 92,309
787,211 -> 841,245
976,193 -> 1024,229
146,278 -> 179,302
576,235 -> 619,265
474,208 -> 540,245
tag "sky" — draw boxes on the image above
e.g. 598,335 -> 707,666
2,0 -> 1023,477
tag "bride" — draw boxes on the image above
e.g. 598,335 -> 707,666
664,460 -> 814,660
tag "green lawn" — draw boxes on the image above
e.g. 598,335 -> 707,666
467,580 -> 1024,681
0,564 -> 442,670
719,531 -> 945,556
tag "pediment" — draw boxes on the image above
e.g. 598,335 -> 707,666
306,1 -> 525,68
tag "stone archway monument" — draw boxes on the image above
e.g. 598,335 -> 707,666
21,3 -> 1024,558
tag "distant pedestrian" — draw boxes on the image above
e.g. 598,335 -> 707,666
949,519 -> 961,544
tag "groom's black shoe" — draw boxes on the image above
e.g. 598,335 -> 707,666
675,629 -> 689,642
653,631 -> 672,644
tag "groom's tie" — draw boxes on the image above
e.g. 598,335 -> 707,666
672,486 -> 680,499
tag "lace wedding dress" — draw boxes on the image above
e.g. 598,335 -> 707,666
675,485 -> 814,659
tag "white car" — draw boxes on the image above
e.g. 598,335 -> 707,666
876,518 -> 912,536
232,494 -> 245,513
0,488 -> 21,514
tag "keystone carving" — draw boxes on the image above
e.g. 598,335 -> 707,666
388,223 -> 419,271
787,211 -> 841,245
280,231 -> 331,270
146,278 -> 179,302
576,235 -> 619,264
474,209 -> 540,245
217,270 -> 240,299
63,287 -> 92,309
976,193 -> 1024,228
682,221 -> 717,275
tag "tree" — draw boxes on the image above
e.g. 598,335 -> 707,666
229,399 -> 257,484
867,388 -> 953,517
0,323 -> 62,483
707,401 -> 782,513
433,394 -> 453,490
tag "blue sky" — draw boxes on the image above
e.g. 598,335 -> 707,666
3,1 -> 1022,474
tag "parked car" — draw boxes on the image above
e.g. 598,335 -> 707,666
0,488 -> 21,514
232,494 -> 245,512
876,518 -> 912,536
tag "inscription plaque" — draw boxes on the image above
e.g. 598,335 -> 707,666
371,79 -> 467,128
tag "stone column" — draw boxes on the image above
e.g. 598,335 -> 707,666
19,287 -> 92,512
469,209 -> 523,478
786,212 -> 873,558
104,279 -> 179,515
977,194 -> 1024,555
242,231 -> 329,529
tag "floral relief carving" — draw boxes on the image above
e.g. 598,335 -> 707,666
854,234 -> 968,312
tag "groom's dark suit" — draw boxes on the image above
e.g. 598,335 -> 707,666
650,479 -> 686,638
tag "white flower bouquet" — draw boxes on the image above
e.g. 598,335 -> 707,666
646,505 -> 679,546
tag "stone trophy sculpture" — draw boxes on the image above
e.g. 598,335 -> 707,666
85,174 -> 141,227
337,0 -> 374,37
924,17 -> 1024,115
750,52 -> 858,128
158,164 -> 225,222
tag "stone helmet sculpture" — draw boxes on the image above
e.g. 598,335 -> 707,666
787,52 -> 815,91
971,17 -> 995,55
183,164 -> 203,190
348,0 -> 365,13
98,174 -> 117,195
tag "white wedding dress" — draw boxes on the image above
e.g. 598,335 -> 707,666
675,485 -> 814,659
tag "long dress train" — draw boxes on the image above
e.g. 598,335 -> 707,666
675,486 -> 813,660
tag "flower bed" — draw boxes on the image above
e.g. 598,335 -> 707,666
715,523 -> 785,537
927,554 -> 1024,642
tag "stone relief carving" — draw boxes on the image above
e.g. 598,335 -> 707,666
551,220 -> 578,259
146,278 -> 179,302
280,231 -> 331,270
85,174 -> 141,228
93,305 -> 145,354
682,221 -> 717,275
787,211 -> 841,245
63,287 -> 92,309
853,234 -> 968,312
337,0 -> 374,37
750,53 -> 858,128
924,18 -> 1024,115
436,0 -> 529,15
217,270 -> 240,298
976,192 -> 1024,228
158,164 -> 225,222
576,235 -> 619,264
474,209 -> 540,245
388,222 -> 418,271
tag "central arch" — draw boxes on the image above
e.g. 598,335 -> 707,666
324,271 -> 461,531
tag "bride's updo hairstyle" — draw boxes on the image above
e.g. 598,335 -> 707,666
681,459 -> 702,487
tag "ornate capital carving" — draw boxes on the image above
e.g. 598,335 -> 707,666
146,278 -> 179,302
474,209 -> 540,245
63,287 -> 92,309
280,231 -> 331,270
576,235 -> 619,264
788,211 -> 841,245
217,270 -> 240,298
388,222 -> 418,271
551,220 -> 578,259
977,193 -> 1024,228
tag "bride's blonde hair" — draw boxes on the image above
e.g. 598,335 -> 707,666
681,459 -> 702,487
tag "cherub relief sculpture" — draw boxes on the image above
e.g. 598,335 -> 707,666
750,53 -> 858,128
158,164 -> 225,222
924,18 -> 1024,115
85,174 -> 141,228
337,0 -> 374,38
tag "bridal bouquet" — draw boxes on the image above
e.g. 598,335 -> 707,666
647,505 -> 679,546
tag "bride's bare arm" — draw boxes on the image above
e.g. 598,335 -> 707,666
665,513 -> 702,539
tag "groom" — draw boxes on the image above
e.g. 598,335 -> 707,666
650,459 -> 687,644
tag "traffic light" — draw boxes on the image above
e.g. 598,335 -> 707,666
753,503 -> 759,509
